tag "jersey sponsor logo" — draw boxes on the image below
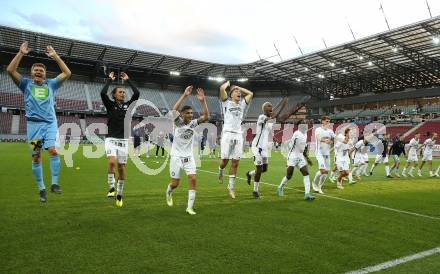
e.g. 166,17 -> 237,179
227,107 -> 242,117
31,85 -> 49,100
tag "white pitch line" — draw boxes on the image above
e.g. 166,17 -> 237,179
345,246 -> 440,274
197,169 -> 440,221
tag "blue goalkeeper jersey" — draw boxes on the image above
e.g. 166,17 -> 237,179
18,77 -> 61,123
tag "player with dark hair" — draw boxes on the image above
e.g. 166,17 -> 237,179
312,116 -> 335,194
101,71 -> 140,207
334,129 -> 352,189
6,41 -> 71,202
370,133 -> 391,178
389,134 -> 406,177
246,98 -> 288,198
277,122 -> 315,200
165,86 -> 209,215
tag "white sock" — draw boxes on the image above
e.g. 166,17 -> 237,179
330,171 -> 335,178
187,190 -> 196,209
249,170 -> 256,177
219,167 -> 224,176
351,166 -> 358,176
313,171 -> 321,186
108,173 -> 115,189
409,167 -> 414,174
253,181 -> 260,192
362,164 -> 368,174
303,175 -> 311,194
436,166 -> 440,174
429,170 -> 433,176
348,171 -> 353,181
402,167 -> 407,174
117,180 -> 124,196
370,164 -> 375,173
279,176 -> 288,188
385,166 -> 390,176
228,175 -> 235,190
318,173 -> 327,189
167,183 -> 173,194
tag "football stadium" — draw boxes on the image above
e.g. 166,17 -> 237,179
1,1 -> 440,273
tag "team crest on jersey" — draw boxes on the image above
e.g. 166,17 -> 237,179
180,129 -> 194,140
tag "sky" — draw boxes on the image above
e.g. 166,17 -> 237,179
0,0 -> 439,64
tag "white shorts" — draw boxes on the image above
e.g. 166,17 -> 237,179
374,154 -> 389,164
220,132 -> 243,160
316,154 -> 330,170
336,159 -> 349,171
407,152 -> 418,162
287,154 -> 307,169
353,155 -> 364,166
105,138 -> 128,164
362,153 -> 369,162
422,153 -> 432,161
169,156 -> 196,179
252,146 -> 268,166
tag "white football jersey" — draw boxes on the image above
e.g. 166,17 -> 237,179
315,127 -> 335,156
288,130 -> 307,158
354,140 -> 367,157
221,99 -> 247,134
251,114 -> 273,150
170,118 -> 198,157
335,141 -> 350,161
423,138 -> 434,154
408,138 -> 419,154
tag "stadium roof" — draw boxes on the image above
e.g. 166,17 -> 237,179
0,16 -> 439,97
254,16 -> 440,98
0,24 -> 271,81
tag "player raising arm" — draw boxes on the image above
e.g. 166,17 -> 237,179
165,86 -> 209,215
218,81 -> 253,199
101,71 -> 140,207
6,42 -> 71,202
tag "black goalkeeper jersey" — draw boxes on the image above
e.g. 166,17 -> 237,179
100,79 -> 140,139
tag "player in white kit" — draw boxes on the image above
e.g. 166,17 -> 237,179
277,123 -> 315,200
330,127 -> 356,184
402,133 -> 420,177
165,86 -> 209,215
312,116 -> 335,194
351,138 -> 370,180
417,132 -> 437,177
334,129 -> 352,189
369,133 -> 391,178
218,81 -> 253,199
246,98 -> 288,198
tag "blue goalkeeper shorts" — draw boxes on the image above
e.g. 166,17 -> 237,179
27,120 -> 58,153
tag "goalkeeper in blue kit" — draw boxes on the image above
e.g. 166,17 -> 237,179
7,42 -> 71,202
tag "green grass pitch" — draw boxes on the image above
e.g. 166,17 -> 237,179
0,143 -> 439,273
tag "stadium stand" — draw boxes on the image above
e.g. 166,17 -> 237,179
403,120 -> 440,142
0,112 -> 12,134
